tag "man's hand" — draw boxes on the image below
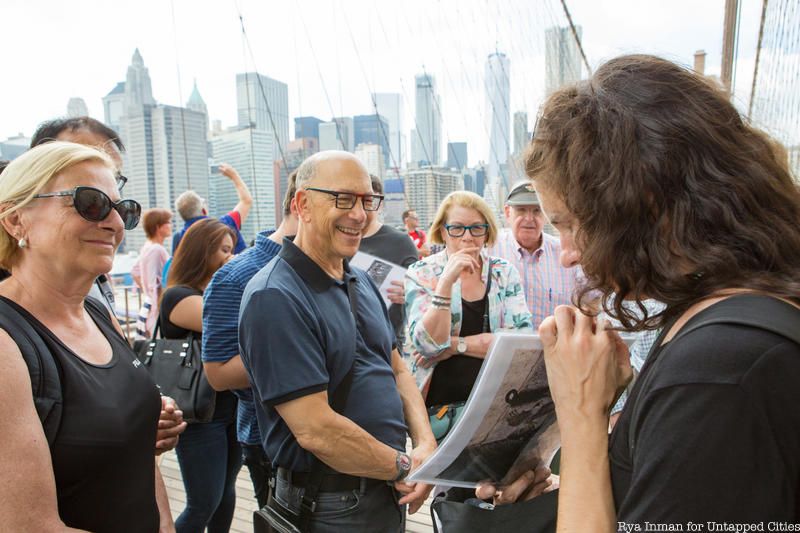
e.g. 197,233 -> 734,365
218,162 -> 253,221
386,280 -> 405,305
155,396 -> 186,455
475,465 -> 556,505
395,440 -> 436,514
218,163 -> 242,183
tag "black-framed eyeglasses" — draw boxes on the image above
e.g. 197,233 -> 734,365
444,223 -> 489,237
305,187 -> 384,212
116,174 -> 128,191
33,186 -> 141,230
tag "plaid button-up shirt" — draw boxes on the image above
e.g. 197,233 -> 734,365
487,229 -> 583,329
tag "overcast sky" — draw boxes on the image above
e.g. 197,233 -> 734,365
1,0 -> 762,165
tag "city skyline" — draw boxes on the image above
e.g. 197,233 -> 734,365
1,0 -> 766,167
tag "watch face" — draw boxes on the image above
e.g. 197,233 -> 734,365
457,338 -> 467,353
399,454 -> 411,470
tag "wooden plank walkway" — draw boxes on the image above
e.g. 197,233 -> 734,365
160,451 -> 435,532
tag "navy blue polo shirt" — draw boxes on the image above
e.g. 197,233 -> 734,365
239,238 -> 407,471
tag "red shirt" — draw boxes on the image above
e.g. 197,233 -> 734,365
408,229 -> 426,249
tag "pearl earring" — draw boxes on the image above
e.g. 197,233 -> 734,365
18,237 -> 27,248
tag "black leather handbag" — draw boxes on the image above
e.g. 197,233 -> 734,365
137,318 -> 216,423
431,489 -> 557,533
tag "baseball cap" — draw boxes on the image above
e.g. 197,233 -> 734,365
505,180 -> 540,206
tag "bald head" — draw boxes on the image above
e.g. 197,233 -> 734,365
295,150 -> 367,190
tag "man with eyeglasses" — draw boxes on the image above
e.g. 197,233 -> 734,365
487,180 -> 582,329
239,151 -> 435,532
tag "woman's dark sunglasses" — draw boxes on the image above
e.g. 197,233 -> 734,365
33,186 -> 141,230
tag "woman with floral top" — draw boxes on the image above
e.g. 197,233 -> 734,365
404,190 -> 533,403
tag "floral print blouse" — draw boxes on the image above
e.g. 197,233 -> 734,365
403,248 -> 533,389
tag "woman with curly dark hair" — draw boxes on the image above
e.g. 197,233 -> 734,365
483,54 -> 800,529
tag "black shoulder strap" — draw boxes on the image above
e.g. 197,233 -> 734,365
628,295 -> 800,454
482,260 -> 493,333
0,298 -> 62,448
299,275 -> 360,529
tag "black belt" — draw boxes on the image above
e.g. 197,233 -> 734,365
276,467 -> 383,492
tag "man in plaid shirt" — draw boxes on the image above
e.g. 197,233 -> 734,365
487,180 -> 582,329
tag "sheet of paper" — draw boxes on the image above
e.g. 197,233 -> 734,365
410,332 -> 637,488
350,251 -> 406,308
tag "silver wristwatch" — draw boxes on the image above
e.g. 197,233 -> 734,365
394,451 -> 411,481
456,337 -> 467,354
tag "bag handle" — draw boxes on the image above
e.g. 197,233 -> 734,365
481,260 -> 493,333
299,274 -> 360,529
627,294 -> 800,454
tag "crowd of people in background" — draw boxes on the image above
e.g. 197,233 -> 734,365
0,53 -> 798,533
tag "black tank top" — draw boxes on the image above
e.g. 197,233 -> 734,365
0,296 -> 161,532
426,295 -> 488,406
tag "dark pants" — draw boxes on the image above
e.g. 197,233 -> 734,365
273,474 -> 404,533
242,443 -> 272,508
175,420 -> 243,533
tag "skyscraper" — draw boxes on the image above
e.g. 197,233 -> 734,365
118,49 -> 209,251
412,73 -> 441,166
373,93 -> 404,169
545,26 -> 583,96
355,143 -> 385,179
102,82 -> 126,134
513,112 -> 529,156
403,167 -> 463,229
186,80 -> 209,138
124,48 -> 156,113
294,116 -> 323,142
446,142 -> 467,170
210,127 -> 275,241
236,72 -> 289,152
67,97 -> 89,117
486,52 -> 510,186
353,114 -> 390,164
319,117 -> 354,152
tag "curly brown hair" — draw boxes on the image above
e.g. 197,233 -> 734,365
525,54 -> 800,330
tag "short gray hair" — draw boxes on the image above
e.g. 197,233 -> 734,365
175,190 -> 205,221
294,157 -> 318,190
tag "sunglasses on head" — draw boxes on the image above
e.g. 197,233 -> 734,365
33,186 -> 141,230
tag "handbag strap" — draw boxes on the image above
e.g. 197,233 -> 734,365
481,260 -> 493,333
299,274 -> 361,529
627,294 -> 800,455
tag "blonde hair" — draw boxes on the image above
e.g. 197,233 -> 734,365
428,190 -> 499,246
0,141 -> 113,268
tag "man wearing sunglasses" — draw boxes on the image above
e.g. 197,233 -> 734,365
239,151 -> 435,531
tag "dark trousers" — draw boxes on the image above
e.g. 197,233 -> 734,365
273,474 -> 404,533
175,420 -> 243,533
242,443 -> 272,508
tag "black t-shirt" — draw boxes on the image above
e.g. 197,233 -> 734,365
426,295 -> 487,406
159,285 -> 237,422
1,296 -> 161,532
358,224 -> 419,344
610,297 -> 800,523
